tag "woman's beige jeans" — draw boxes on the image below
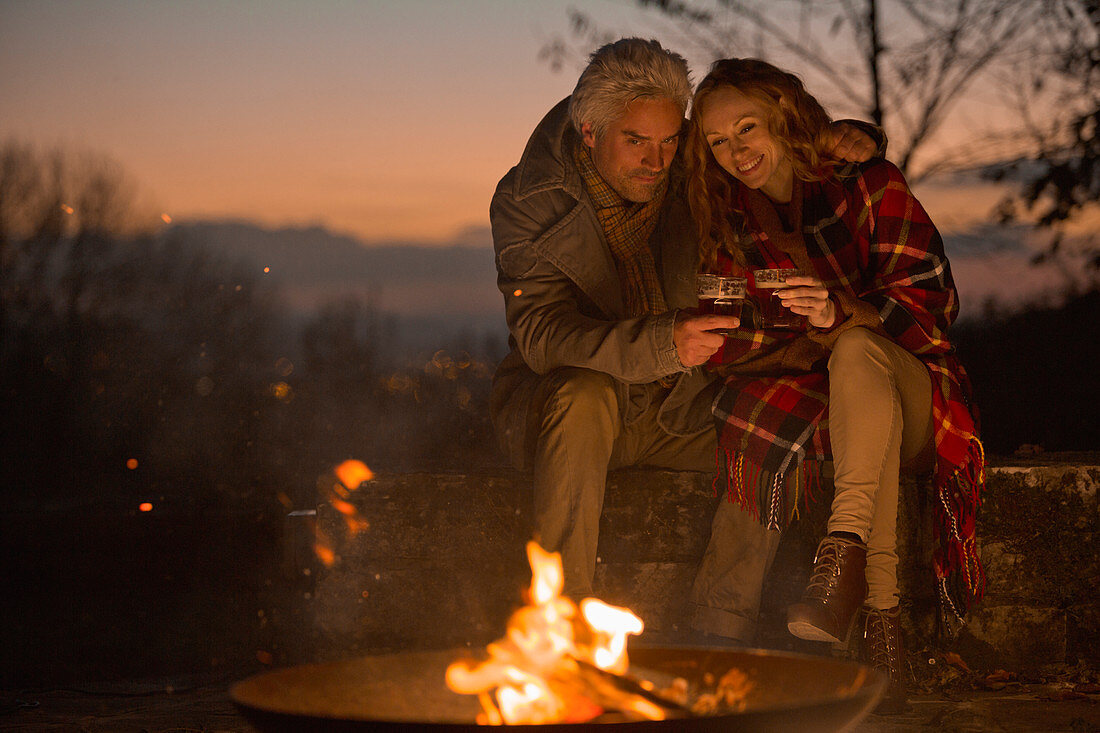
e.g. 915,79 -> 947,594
827,327 -> 934,610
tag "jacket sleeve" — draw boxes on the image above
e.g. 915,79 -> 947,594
490,182 -> 686,384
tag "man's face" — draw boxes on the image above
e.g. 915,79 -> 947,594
581,97 -> 683,203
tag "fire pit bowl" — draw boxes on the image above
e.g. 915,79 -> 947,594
231,646 -> 885,732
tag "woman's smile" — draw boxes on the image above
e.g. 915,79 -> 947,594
737,154 -> 765,174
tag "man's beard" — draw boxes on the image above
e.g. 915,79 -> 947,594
614,168 -> 669,203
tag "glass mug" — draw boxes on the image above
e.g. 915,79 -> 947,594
696,273 -> 747,315
751,268 -> 806,330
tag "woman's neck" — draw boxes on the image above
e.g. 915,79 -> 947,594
760,157 -> 795,203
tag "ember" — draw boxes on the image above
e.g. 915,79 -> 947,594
445,541 -> 708,724
310,460 -> 374,567
335,459 -> 374,490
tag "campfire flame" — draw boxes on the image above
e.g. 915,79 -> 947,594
445,541 -> 668,725
581,598 -> 643,676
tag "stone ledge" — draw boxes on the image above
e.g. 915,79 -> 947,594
303,459 -> 1098,669
953,462 -> 1098,669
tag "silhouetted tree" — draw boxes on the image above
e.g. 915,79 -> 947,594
0,142 -> 290,506
300,297 -> 383,387
0,140 -> 503,691
990,0 -> 1099,277
542,0 -> 1055,181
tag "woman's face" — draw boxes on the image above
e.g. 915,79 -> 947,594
698,86 -> 794,203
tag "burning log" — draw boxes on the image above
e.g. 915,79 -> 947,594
231,538 -> 887,731
445,541 -> 741,724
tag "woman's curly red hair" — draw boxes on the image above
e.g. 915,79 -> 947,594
686,58 -> 839,270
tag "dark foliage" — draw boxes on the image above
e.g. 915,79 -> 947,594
0,143 -> 503,515
953,288 -> 1100,455
990,0 -> 1100,271
0,142 -> 504,686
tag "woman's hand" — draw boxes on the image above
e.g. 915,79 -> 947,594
778,275 -> 837,329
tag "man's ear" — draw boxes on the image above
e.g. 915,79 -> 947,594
580,122 -> 597,149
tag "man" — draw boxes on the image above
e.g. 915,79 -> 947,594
489,38 -> 876,644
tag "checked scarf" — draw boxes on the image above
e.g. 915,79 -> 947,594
573,141 -> 668,316
709,160 -> 985,631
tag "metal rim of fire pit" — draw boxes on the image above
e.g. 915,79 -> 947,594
231,645 -> 886,732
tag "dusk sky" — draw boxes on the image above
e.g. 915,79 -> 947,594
1,1 -> 1082,248
1,1 -> 624,242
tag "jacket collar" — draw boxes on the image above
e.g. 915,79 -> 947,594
511,97 -> 584,202
509,96 -> 696,316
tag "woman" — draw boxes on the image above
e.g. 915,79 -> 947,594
685,58 -> 984,697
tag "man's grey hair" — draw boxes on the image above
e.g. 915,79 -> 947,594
568,38 -> 692,139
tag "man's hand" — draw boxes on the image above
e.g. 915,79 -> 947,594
827,121 -> 876,162
674,312 -> 738,367
778,275 -> 836,329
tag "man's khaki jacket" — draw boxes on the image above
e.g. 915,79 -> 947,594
489,97 -> 718,469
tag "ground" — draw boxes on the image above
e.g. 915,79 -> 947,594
3,459 -> 1097,731
3,668 -> 1099,732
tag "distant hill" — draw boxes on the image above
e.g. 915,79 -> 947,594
170,221 -> 507,355
171,220 -> 500,312
170,209 -> 1092,351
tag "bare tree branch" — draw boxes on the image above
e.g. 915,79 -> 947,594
538,0 -> 1055,181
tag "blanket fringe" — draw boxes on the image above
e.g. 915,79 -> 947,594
719,439 -> 985,636
933,436 -> 986,629
719,448 -> 826,531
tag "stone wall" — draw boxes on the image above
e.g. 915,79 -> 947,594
295,458 -> 1098,671
956,464 -> 1099,669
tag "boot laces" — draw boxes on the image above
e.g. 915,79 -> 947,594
804,538 -> 845,597
865,609 -> 900,673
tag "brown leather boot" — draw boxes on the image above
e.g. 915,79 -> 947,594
787,536 -> 868,644
863,605 -> 908,712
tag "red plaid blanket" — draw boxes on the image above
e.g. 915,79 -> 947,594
709,159 -> 985,629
